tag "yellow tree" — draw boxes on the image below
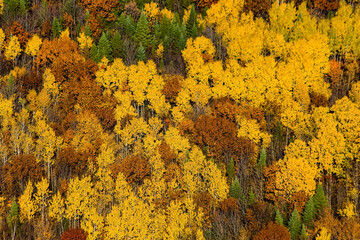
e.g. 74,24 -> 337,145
276,140 -> 318,199
34,178 -> 51,222
4,35 -> 21,61
25,34 -> 42,57
77,31 -> 93,51
0,28 -> 4,50
48,191 -> 65,222
18,181 -> 37,223
164,126 -> 190,160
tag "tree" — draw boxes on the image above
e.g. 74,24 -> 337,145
136,43 -> 146,62
257,148 -> 266,170
275,208 -> 284,226
313,183 -> 327,217
4,35 -> 21,61
186,5 -> 197,38
7,198 -> 19,239
77,31 -> 93,50
302,197 -> 315,228
134,11 -> 151,48
229,178 -> 241,199
25,34 -> 42,57
253,222 -> 291,240
51,17 -> 62,39
288,208 -> 301,240
18,181 -> 37,222
61,228 -> 87,240
98,32 -> 112,61
112,30 -> 123,59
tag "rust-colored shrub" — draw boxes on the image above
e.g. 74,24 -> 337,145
61,228 -> 87,240
253,222 -> 291,240
119,155 -> 151,185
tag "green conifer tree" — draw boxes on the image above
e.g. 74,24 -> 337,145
289,208 -> 301,240
302,197 -> 315,228
90,44 -> 100,62
313,183 -> 327,217
134,11 -> 151,48
7,198 -> 19,239
84,24 -> 92,37
112,31 -> 123,59
124,15 -> 136,36
186,4 -> 197,37
299,224 -> 308,240
136,43 -> 146,62
226,158 -> 235,181
229,177 -> 241,199
248,187 -> 255,206
19,0 -> 28,14
98,32 -> 113,61
275,208 -> 284,226
257,148 -> 266,170
51,17 -> 61,39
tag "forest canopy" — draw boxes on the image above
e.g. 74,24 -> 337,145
0,0 -> 360,239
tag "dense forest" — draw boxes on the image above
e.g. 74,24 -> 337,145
0,0 -> 360,239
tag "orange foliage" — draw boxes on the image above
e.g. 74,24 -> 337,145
18,70 -> 43,97
244,0 -> 271,17
313,0 -> 339,11
253,222 -> 291,240
163,74 -> 183,103
87,14 -> 102,39
329,60 -> 342,86
218,197 -> 239,213
194,115 -> 255,163
79,0 -> 118,22
1,154 -> 44,196
56,147 -> 89,177
119,155 -> 151,185
288,191 -> 308,215
310,92 -> 329,107
194,0 -> 218,8
41,20 -> 52,39
263,163 -> 279,203
157,141 -> 178,165
5,21 -> 30,47
61,228 -> 87,240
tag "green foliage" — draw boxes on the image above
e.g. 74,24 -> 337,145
186,4 -> 197,37
302,197 -> 315,228
275,208 -> 284,226
7,198 -> 19,230
124,15 -> 136,36
90,44 -> 100,62
98,32 -> 113,61
112,31 -> 123,59
19,0 -> 27,14
226,158 -> 235,181
313,183 -> 327,217
257,148 -> 266,170
136,43 -> 146,62
248,187 -> 255,206
288,208 -> 301,240
229,177 -> 241,199
134,11 -> 151,48
299,224 -> 308,240
51,17 -> 62,39
84,24 -> 92,37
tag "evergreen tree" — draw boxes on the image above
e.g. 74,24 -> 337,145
90,44 -> 100,62
313,183 -> 327,217
226,158 -> 235,181
7,198 -> 19,238
51,17 -> 61,39
299,224 -> 308,240
289,208 -> 301,240
248,187 -> 255,206
117,13 -> 126,34
98,32 -> 113,61
112,31 -> 123,59
134,11 -> 151,48
186,4 -> 197,37
302,197 -> 315,228
84,24 -> 92,37
159,16 -> 171,40
136,43 -> 146,62
275,208 -> 284,226
229,177 -> 241,199
19,0 -> 28,14
257,148 -> 267,170
190,23 -> 198,39
124,15 -> 136,36
176,32 -> 186,53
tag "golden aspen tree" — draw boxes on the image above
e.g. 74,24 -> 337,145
65,176 -> 95,225
4,35 -> 21,61
81,208 -> 104,240
276,140 -> 318,198
268,1 -> 297,41
48,191 -> 65,222
25,34 -> 42,57
18,181 -> 37,222
77,31 -> 93,50
164,126 -> 190,159
96,58 -> 128,94
33,111 -> 62,180
34,178 -> 51,222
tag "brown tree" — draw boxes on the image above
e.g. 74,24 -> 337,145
253,222 -> 291,240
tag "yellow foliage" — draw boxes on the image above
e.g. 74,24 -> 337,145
25,34 -> 42,56
338,201 -> 356,218
276,140 -> 318,198
160,8 -> 173,21
156,43 -> 164,58
48,191 -> 64,222
18,181 -> 37,222
0,28 -> 4,50
77,31 -> 93,50
316,228 -> 332,240
4,35 -> 21,61
237,116 -> 271,148
164,126 -> 190,158
0,0 -> 3,14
